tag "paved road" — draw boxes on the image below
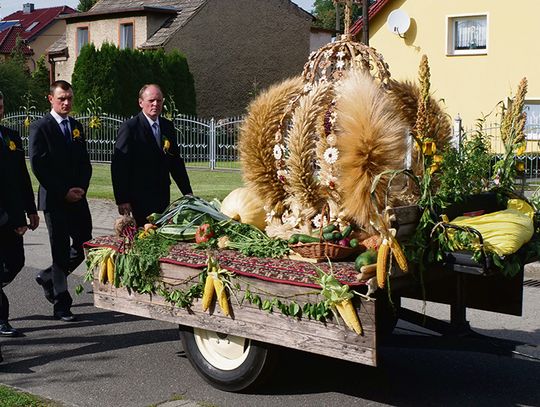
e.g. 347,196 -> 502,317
0,199 -> 539,407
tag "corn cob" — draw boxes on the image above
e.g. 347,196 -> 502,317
99,254 -> 109,283
377,238 -> 390,288
212,277 -> 230,316
201,274 -> 215,311
335,299 -> 362,335
389,237 -> 408,272
106,254 -> 115,284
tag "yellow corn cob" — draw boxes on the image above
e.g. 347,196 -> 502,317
389,237 -> 408,272
212,277 -> 230,317
106,254 -> 115,285
201,274 -> 215,311
99,254 -> 109,283
377,238 -> 390,289
335,299 -> 363,335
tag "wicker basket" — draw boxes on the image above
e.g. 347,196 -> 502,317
289,241 -> 361,261
288,204 -> 361,261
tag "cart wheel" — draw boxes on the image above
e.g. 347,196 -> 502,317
376,292 -> 401,338
179,326 -> 276,392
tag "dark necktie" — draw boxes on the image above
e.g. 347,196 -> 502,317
152,122 -> 161,147
61,119 -> 71,143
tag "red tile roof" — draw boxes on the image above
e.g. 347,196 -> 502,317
0,25 -> 33,55
350,0 -> 392,36
2,5 -> 76,42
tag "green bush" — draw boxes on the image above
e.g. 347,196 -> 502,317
72,43 -> 196,116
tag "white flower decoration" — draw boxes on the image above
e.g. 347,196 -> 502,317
337,50 -> 346,59
324,49 -> 333,58
265,210 -> 276,224
336,60 -> 345,70
323,147 -> 339,164
312,214 -> 323,229
326,133 -> 337,146
273,144 -> 284,160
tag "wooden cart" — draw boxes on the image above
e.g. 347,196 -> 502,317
87,204 -> 527,391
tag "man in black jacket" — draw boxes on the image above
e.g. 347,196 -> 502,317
0,90 -> 39,336
111,84 -> 193,226
29,81 -> 92,322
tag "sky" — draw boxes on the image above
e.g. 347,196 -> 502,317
0,0 -> 315,19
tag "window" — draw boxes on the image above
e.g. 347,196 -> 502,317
76,27 -> 89,56
447,14 -> 487,55
120,23 -> 134,49
524,101 -> 540,140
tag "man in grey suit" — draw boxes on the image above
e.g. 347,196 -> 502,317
29,80 -> 92,322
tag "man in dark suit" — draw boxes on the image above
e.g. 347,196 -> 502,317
111,84 -> 192,226
29,80 -> 92,322
0,91 -> 39,336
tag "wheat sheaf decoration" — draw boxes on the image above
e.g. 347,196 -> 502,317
335,71 -> 409,231
238,76 -> 304,215
284,81 -> 334,222
240,36 -> 419,237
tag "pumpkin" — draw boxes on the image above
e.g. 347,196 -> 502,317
221,187 -> 267,230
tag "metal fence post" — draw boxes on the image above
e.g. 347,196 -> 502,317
452,113 -> 463,151
453,114 -> 463,151
209,117 -> 216,170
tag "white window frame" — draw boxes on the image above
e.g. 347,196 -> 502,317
76,26 -> 89,56
523,99 -> 540,140
120,22 -> 134,50
446,13 -> 488,56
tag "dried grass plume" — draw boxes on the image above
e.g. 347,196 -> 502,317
335,71 -> 409,230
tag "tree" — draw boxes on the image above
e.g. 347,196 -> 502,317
71,43 -> 196,116
30,55 -> 50,111
77,0 -> 98,12
312,0 -> 364,32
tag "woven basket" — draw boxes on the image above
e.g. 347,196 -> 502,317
288,204 -> 361,261
289,241 -> 361,261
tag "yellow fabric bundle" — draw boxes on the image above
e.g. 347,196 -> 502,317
449,199 -> 534,256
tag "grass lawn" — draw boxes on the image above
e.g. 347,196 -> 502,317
27,162 -> 243,202
0,384 -> 61,407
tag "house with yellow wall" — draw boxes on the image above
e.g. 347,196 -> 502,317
351,0 -> 540,150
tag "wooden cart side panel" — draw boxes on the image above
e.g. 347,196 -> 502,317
93,263 -> 378,366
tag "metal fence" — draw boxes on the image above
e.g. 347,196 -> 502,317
3,111 -> 243,171
6,111 -> 540,180
460,122 -> 540,182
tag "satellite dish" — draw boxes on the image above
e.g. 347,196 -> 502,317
387,9 -> 410,37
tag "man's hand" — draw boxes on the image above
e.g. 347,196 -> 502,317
14,226 -> 28,236
65,187 -> 85,203
118,203 -> 132,215
28,213 -> 40,230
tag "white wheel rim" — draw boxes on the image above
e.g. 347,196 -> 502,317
193,328 -> 251,370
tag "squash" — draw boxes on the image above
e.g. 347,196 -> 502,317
221,187 -> 267,230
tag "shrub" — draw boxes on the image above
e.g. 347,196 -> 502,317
72,43 -> 196,116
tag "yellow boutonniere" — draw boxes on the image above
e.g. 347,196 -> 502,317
8,140 -> 16,151
24,117 -> 31,127
163,138 -> 171,153
72,128 -> 81,139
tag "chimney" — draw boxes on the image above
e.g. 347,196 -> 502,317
23,3 -> 35,14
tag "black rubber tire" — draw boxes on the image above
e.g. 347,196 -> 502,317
179,325 -> 276,392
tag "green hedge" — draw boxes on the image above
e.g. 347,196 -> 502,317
72,43 -> 196,116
